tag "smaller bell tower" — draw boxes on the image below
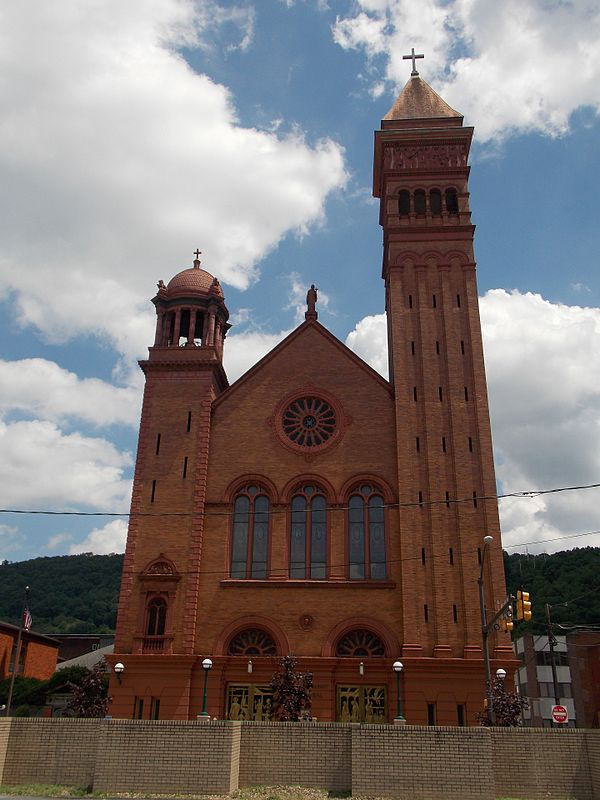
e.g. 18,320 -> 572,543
112,252 -> 230,718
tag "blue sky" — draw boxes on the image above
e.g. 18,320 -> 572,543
1,0 -> 600,562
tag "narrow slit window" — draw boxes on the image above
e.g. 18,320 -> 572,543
438,386 -> 443,402
464,386 -> 469,401
445,491 -> 450,508
182,456 -> 188,479
150,480 -> 156,503
456,293 -> 461,308
436,340 -> 440,354
432,294 -> 437,309
416,436 -> 420,453
408,294 -> 413,309
424,604 -> 429,622
187,411 -> 192,432
449,547 -> 454,565
460,340 -> 465,355
473,491 -> 478,508
411,340 -> 415,355
413,386 -> 418,402
477,547 -> 482,565
155,433 -> 161,456
468,436 -> 473,453
457,704 -> 466,726
442,436 -> 447,453
421,547 -> 426,565
453,604 -> 458,623
427,703 -> 436,725
418,490 -> 423,505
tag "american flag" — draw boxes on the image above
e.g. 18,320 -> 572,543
22,606 -> 32,631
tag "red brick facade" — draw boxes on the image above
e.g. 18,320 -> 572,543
0,622 -> 59,681
109,74 -> 516,724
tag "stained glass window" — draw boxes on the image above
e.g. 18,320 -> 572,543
348,484 -> 386,580
231,484 -> 270,578
290,484 -> 327,579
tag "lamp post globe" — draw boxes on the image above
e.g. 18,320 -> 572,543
392,661 -> 405,722
496,668 -> 507,681
200,658 -> 213,716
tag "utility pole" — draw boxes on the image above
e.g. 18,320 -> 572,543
5,586 -> 30,716
545,602 -> 561,724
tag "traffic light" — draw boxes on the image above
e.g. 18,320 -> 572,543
501,605 -> 514,632
516,590 -> 532,621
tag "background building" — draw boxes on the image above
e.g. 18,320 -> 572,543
108,69 -> 515,723
515,632 -> 600,728
0,620 -> 59,683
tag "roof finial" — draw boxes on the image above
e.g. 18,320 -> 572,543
305,284 -> 318,321
193,248 -> 202,268
403,47 -> 424,77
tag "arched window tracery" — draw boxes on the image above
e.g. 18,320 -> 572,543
290,483 -> 327,580
231,483 -> 270,579
228,628 -> 277,656
414,189 -> 426,215
336,629 -> 386,657
347,483 -> 386,580
146,596 -> 167,636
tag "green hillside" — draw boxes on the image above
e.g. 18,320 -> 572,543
0,553 -> 123,633
0,547 -> 598,635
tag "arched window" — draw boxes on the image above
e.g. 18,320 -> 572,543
336,629 -> 385,657
146,597 -> 167,636
445,188 -> 459,215
398,190 -> 410,217
430,189 -> 442,216
348,484 -> 386,580
228,628 -> 277,656
414,189 -> 426,215
290,483 -> 327,579
231,484 -> 270,579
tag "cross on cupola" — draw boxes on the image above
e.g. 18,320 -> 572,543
403,47 -> 424,76
193,248 -> 202,268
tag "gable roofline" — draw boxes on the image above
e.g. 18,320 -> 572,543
214,320 -> 392,409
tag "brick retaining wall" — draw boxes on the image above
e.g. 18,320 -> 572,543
0,718 -> 598,799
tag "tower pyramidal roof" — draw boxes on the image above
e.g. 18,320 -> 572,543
384,74 -> 461,121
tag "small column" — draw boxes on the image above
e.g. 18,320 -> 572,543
154,311 -> 164,346
208,312 -> 216,346
187,308 -> 197,346
173,309 -> 182,346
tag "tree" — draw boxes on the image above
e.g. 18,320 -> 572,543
65,660 -> 110,718
269,655 -> 313,721
476,676 -> 529,727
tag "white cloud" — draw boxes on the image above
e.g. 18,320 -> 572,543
0,0 -> 347,366
69,519 -> 128,555
0,419 -> 132,510
333,0 -> 600,142
224,328 -> 292,383
0,359 -> 141,428
345,291 -> 600,553
345,313 -> 388,378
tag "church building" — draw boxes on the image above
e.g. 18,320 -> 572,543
109,64 -> 515,725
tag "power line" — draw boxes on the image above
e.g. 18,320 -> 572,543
1,479 -> 599,519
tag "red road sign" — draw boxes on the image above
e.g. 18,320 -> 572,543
552,704 -> 569,724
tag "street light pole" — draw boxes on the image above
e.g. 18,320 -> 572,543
392,661 -> 405,723
478,536 -> 495,725
200,657 -> 213,717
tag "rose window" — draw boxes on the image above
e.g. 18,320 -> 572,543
336,629 -> 385,657
227,628 -> 277,656
282,397 -> 336,448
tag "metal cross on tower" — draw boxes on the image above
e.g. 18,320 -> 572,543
403,48 -> 424,76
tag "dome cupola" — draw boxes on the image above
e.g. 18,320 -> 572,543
151,250 -> 230,358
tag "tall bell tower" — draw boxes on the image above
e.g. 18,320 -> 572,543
373,61 -> 513,670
